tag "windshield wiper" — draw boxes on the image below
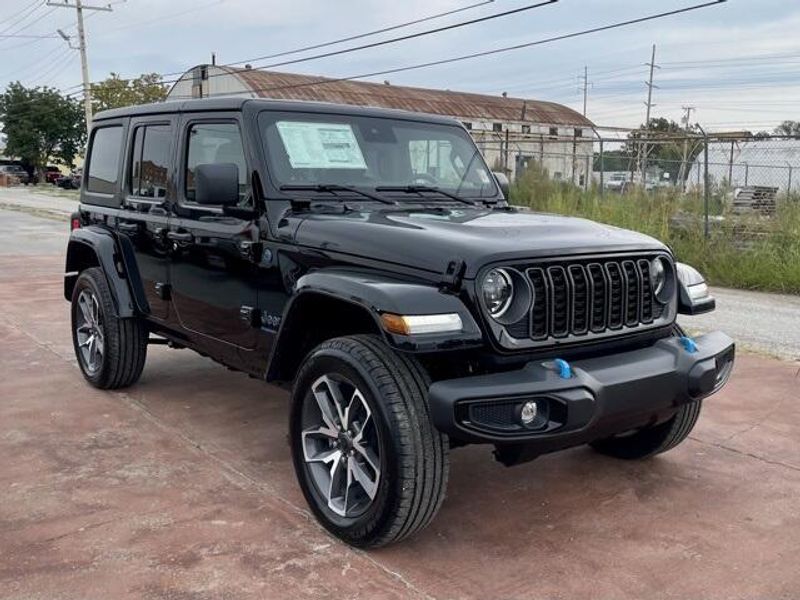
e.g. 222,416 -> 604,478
374,185 -> 476,205
280,184 -> 396,205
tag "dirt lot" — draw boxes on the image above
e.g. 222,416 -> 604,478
1,209 -> 799,599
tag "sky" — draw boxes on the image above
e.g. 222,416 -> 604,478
1,0 -> 798,133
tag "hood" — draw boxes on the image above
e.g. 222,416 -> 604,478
292,206 -> 668,278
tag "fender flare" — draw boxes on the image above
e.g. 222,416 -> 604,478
64,226 -> 148,318
265,268 -> 484,383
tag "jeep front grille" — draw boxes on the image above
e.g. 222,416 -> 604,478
502,255 -> 672,346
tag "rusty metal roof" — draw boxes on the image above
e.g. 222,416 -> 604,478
228,67 -> 593,127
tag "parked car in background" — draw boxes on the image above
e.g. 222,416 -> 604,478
604,172 -> 630,193
44,166 -> 62,184
0,164 -> 31,185
56,168 -> 82,189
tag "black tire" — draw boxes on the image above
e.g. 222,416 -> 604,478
289,334 -> 449,548
589,400 -> 702,460
70,267 -> 147,389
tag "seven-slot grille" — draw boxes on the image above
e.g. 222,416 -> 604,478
508,256 -> 667,342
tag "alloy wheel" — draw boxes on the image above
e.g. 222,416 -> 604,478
75,289 -> 105,374
301,374 -> 381,518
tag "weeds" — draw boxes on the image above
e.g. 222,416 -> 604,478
510,164 -> 800,294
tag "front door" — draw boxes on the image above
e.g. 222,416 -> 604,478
117,117 -> 176,320
167,115 -> 259,351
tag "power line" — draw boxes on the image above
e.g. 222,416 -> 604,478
0,0 -> 45,36
160,0 -> 497,78
0,0 -> 42,24
233,0 -> 558,73
171,1 -> 727,99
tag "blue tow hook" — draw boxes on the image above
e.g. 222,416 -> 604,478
552,358 -> 573,379
679,336 -> 698,354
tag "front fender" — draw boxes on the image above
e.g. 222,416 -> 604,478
65,226 -> 146,318
293,268 -> 483,352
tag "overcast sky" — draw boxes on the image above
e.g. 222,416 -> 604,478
1,0 -> 798,132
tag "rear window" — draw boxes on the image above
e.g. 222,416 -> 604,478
87,126 -> 123,194
130,124 -> 171,198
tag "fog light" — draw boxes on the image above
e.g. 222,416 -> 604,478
519,401 -> 538,425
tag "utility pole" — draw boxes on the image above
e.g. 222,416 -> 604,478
678,105 -> 695,190
638,44 -> 659,184
48,0 -> 113,129
580,65 -> 591,117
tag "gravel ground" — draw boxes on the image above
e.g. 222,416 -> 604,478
680,287 -> 800,361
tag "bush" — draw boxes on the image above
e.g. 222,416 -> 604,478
509,164 -> 800,294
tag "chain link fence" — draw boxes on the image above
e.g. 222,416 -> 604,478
490,131 -> 800,237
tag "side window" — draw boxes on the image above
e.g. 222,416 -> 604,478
130,124 -> 171,198
87,126 -> 123,194
184,122 -> 248,204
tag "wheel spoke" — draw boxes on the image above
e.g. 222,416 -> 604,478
349,457 -> 379,500
89,336 -> 98,366
78,293 -> 92,325
91,294 -> 100,326
327,455 -> 349,516
352,440 -> 380,474
312,376 -> 345,431
350,390 -> 372,444
301,426 -> 340,464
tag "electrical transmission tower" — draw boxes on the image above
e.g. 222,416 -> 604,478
47,0 -> 113,129
638,44 -> 659,184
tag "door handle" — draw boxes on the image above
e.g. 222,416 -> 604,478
166,230 -> 193,242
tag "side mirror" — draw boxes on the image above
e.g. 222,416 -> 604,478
492,171 -> 510,198
195,163 -> 240,206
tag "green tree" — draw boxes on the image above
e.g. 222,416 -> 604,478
0,82 -> 86,170
774,120 -> 800,136
91,72 -> 168,113
623,117 -> 703,183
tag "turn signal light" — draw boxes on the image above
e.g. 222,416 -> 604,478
380,312 -> 463,335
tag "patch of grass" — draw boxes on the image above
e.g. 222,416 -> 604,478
510,164 -> 800,294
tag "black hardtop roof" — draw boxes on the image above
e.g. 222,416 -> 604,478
93,96 -> 461,127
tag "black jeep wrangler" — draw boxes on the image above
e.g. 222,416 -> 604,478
65,97 -> 734,547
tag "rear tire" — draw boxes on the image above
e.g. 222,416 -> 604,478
590,400 -> 702,459
70,267 -> 147,389
289,334 -> 448,548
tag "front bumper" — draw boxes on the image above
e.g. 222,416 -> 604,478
428,331 -> 735,448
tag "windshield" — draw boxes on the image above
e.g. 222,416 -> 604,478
259,111 -> 497,198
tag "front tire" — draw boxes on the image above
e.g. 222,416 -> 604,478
590,399 -> 702,460
70,267 -> 147,389
289,335 -> 448,548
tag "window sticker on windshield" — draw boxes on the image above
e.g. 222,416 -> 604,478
276,121 -> 367,170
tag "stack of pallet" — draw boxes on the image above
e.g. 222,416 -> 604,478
732,186 -> 778,216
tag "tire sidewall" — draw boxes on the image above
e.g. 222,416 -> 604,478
290,345 -> 403,546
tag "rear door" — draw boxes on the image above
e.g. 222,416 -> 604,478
167,113 -> 259,351
116,116 -> 177,321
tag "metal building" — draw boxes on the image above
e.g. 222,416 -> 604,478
167,65 -> 595,182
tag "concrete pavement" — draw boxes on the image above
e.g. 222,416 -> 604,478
1,206 -> 799,598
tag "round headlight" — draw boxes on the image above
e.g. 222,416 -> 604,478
650,257 -> 670,303
482,268 -> 513,317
